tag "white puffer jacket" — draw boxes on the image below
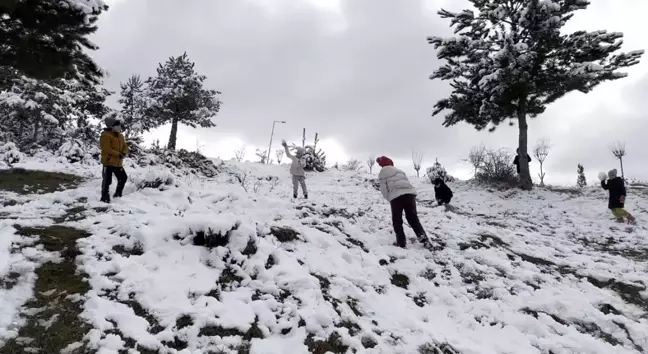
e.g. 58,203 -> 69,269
378,166 -> 417,202
284,145 -> 306,176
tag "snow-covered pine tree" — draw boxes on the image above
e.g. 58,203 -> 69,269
0,75 -> 73,150
428,0 -> 644,191
426,159 -> 451,183
145,53 -> 222,150
0,72 -> 111,154
0,0 -> 108,87
65,82 -> 113,156
302,146 -> 326,172
118,74 -> 151,144
577,164 -> 587,188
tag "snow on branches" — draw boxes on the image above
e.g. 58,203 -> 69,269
428,0 -> 643,190
428,0 -> 644,131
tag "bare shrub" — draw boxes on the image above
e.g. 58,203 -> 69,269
465,144 -> 486,178
342,159 -> 363,172
366,155 -> 376,174
533,138 -> 551,186
412,150 -> 424,177
475,148 -> 517,186
610,141 -> 627,179
276,149 -> 284,164
255,148 -> 268,164
234,170 -> 251,192
234,146 -> 246,162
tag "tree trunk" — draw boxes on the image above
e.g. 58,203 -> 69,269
167,117 -> 179,150
619,157 -> 625,180
539,162 -> 545,186
416,169 -> 420,178
32,114 -> 41,143
517,101 -> 533,190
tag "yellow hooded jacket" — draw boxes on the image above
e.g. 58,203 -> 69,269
100,129 -> 129,167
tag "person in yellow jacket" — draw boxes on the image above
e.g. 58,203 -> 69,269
100,115 -> 129,203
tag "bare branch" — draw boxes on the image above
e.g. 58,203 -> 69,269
412,149 -> 424,177
611,141 -> 626,159
342,159 -> 363,172
234,145 -> 246,162
533,138 -> 551,164
366,155 -> 376,173
255,148 -> 268,164
465,144 -> 487,177
275,149 -> 285,164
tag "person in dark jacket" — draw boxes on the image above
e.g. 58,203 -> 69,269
433,178 -> 453,206
600,169 -> 636,224
376,156 -> 430,249
100,115 -> 129,203
513,148 -> 532,174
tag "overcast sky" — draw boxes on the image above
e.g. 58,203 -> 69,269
92,0 -> 648,185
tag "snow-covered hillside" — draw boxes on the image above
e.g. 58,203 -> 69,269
1,157 -> 647,354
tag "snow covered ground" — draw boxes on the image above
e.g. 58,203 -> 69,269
1,156 -> 647,354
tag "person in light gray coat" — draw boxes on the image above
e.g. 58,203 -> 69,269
282,140 -> 308,199
376,156 -> 429,248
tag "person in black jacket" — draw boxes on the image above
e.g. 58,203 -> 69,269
601,169 -> 636,224
513,148 -> 532,174
434,178 -> 453,206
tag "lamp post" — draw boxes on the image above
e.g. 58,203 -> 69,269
267,120 -> 286,164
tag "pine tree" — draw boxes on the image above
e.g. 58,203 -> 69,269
0,0 -> 108,86
145,53 -> 222,150
118,74 -> 150,143
0,76 -> 72,149
66,81 -> 113,147
428,0 -> 644,191
301,146 -> 326,172
426,159 -> 450,183
577,164 -> 587,188
0,74 -> 111,151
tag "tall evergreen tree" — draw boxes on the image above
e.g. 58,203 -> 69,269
145,53 -> 221,150
428,0 -> 643,190
118,74 -> 150,143
0,0 -> 108,86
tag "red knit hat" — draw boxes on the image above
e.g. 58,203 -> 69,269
376,156 -> 394,167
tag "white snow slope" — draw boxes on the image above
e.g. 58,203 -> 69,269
1,157 -> 648,354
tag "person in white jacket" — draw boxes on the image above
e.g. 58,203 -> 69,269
376,156 -> 429,248
282,140 -> 308,199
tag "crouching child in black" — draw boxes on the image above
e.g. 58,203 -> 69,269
434,178 -> 453,207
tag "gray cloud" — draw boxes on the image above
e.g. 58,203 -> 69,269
543,75 -> 648,183
92,0 -> 648,182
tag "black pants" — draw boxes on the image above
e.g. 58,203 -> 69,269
101,166 -> 127,202
390,194 -> 426,247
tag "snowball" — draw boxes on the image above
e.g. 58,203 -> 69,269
598,172 -> 607,181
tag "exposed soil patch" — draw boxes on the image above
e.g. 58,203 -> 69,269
304,332 -> 348,354
52,206 -> 87,224
270,226 -> 300,242
0,169 -> 82,195
1,226 -> 92,354
390,272 -> 409,289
